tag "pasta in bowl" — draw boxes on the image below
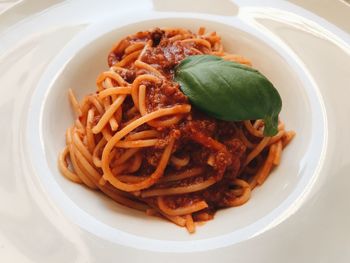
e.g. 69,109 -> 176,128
58,26 -> 295,233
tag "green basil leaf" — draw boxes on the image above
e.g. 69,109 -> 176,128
174,55 -> 282,136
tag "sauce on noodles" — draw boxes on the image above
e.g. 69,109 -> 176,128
59,27 -> 295,233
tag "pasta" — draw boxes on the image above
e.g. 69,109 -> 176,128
58,27 -> 294,233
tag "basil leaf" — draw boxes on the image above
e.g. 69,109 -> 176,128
174,55 -> 282,136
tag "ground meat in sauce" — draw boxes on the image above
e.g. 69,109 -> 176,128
141,40 -> 199,75
114,68 -> 136,83
107,28 -> 248,212
146,80 -> 188,112
150,28 -> 164,47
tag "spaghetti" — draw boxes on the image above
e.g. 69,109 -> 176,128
58,27 -> 295,233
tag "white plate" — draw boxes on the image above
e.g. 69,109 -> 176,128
1,0 -> 350,262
